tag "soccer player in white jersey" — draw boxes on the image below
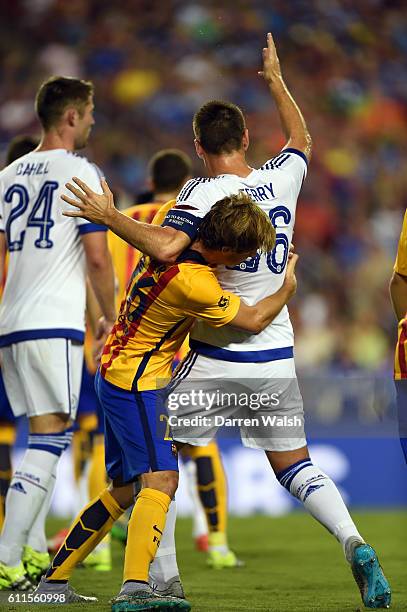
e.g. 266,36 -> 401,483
0,76 -> 116,591
64,35 -> 391,609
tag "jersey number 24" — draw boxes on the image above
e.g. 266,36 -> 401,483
4,181 -> 58,251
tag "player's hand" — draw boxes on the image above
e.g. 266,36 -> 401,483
283,252 -> 298,297
62,177 -> 116,226
93,316 -> 115,363
258,32 -> 283,85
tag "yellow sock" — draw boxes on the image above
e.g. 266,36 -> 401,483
123,488 -> 171,583
88,434 -> 106,499
88,436 -> 111,549
46,489 -> 124,581
188,442 -> 227,536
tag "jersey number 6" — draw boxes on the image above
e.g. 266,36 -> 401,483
227,205 -> 291,274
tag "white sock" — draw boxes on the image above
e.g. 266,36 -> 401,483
0,447 -> 60,566
149,500 -> 179,584
26,467 -> 57,553
278,459 -> 363,557
184,460 -> 208,538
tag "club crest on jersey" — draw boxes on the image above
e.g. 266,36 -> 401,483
218,295 -> 230,310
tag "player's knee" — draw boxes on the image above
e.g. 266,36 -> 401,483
29,412 -> 71,434
142,470 -> 179,498
108,482 -> 135,509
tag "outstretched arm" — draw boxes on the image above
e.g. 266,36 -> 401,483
62,178 -> 190,263
259,32 -> 312,161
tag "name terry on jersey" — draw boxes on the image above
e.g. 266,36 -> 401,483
239,182 -> 275,202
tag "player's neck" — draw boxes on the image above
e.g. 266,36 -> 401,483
36,129 -> 75,153
190,241 -> 221,265
153,191 -> 178,204
204,151 -> 252,178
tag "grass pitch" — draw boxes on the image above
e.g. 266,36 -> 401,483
5,511 -> 406,612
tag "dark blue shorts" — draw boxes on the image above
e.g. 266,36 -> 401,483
0,369 -> 15,423
75,364 -> 104,434
95,370 -> 178,482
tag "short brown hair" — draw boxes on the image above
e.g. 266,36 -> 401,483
149,149 -> 192,193
35,76 -> 94,130
193,100 -> 246,155
198,193 -> 275,253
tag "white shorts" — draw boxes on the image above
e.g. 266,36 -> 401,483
0,338 -> 83,419
168,352 -> 306,452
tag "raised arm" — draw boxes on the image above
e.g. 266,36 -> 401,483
259,33 -> 312,161
63,178 -> 190,263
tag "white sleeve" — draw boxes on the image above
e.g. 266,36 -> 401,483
162,178 -> 213,241
63,159 -> 107,234
260,148 -> 308,198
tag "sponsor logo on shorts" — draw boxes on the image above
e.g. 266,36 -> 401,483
218,295 -> 230,310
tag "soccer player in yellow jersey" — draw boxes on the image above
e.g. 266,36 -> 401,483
390,209 -> 407,462
36,193 -> 298,609
110,150 -> 239,576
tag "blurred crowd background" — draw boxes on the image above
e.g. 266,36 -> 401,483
0,0 -> 406,385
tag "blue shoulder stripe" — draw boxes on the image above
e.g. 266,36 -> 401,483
178,177 -> 214,202
180,179 -> 202,201
282,148 -> 308,166
178,179 -> 199,202
260,148 -> 308,171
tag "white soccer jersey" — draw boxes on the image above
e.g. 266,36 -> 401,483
0,149 -> 106,346
162,148 -> 307,362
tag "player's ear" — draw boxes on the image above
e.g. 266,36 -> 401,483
194,139 -> 204,159
65,107 -> 77,128
242,129 -> 249,151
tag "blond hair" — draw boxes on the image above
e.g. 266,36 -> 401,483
198,192 -> 275,253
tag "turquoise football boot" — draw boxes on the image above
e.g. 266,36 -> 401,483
351,543 -> 391,608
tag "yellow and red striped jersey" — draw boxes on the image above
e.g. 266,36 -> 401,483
108,203 -> 163,311
394,210 -> 407,379
100,253 -> 240,392
108,199 -> 189,363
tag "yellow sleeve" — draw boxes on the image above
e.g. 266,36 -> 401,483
151,199 -> 176,226
179,268 -> 240,327
394,210 -> 407,275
